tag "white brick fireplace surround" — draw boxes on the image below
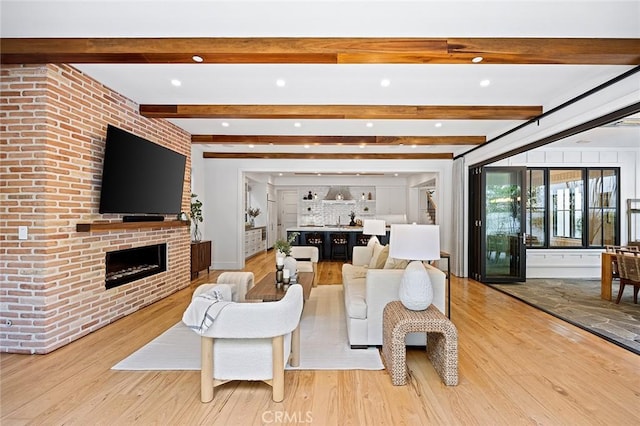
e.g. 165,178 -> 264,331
0,64 -> 192,354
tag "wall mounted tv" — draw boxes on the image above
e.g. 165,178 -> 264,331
99,125 -> 187,218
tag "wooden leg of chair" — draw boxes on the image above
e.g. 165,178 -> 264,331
615,280 -> 626,304
634,285 -> 639,304
290,324 -> 300,367
201,336 -> 214,403
272,335 -> 285,402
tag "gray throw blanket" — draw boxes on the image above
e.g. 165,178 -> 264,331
182,289 -> 233,334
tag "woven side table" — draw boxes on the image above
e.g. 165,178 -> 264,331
382,301 -> 458,386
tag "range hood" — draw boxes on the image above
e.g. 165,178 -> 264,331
324,186 -> 354,200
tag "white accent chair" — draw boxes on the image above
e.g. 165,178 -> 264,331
290,246 -> 319,286
191,283 -> 304,403
197,272 -> 254,302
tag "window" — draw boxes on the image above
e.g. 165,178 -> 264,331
525,169 -> 545,247
550,170 -> 583,247
587,169 -> 617,247
525,168 -> 619,248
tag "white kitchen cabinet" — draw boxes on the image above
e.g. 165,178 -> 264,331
244,227 -> 266,258
376,186 -> 407,215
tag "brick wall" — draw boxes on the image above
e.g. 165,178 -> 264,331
0,64 -> 192,354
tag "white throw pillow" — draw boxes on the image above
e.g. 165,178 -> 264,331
367,235 -> 380,248
368,242 -> 385,269
399,261 -> 433,310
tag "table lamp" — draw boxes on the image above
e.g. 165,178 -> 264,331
362,219 -> 386,246
389,224 -> 440,310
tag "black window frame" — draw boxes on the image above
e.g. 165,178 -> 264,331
525,167 -> 620,249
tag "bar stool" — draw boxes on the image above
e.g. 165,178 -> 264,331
305,232 -> 324,261
356,234 -> 371,246
330,233 -> 349,261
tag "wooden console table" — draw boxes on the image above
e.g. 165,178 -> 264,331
191,240 -> 212,280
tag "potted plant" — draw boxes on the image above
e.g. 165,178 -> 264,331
274,232 -> 300,276
190,193 -> 203,242
273,232 -> 299,257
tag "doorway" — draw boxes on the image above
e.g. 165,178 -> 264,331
278,190 -> 298,241
469,166 -> 527,283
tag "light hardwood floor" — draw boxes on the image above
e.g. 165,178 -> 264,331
1,250 -> 639,425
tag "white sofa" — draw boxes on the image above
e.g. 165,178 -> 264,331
342,244 -> 446,348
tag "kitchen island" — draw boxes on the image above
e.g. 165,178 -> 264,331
286,226 -> 389,260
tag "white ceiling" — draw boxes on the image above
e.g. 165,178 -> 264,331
2,0 -> 639,163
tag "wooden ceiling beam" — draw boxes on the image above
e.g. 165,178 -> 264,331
2,38 -> 638,65
192,135 -> 486,145
142,105 -> 541,120
203,152 -> 453,160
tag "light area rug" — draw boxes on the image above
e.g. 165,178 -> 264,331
112,285 -> 383,371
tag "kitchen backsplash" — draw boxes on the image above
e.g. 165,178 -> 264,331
297,187 -> 375,226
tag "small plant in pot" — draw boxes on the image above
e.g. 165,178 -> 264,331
273,232 -> 299,257
190,193 -> 203,242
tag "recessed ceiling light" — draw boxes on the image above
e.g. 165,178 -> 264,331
480,79 -> 491,87
380,78 -> 391,87
411,144 -> 417,148
248,144 -> 255,148
472,56 -> 483,63
278,173 -> 283,176
359,144 -> 366,148
304,144 -> 310,148
276,79 -> 286,87
192,55 -> 204,63
394,173 -> 399,177
221,122 -> 230,127
170,79 -> 182,87
435,122 -> 443,128
575,140 -> 591,144
366,122 -> 373,128
294,122 -> 302,128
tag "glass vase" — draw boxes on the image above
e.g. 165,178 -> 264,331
192,224 -> 202,242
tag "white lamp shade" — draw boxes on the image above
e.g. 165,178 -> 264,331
362,219 -> 386,236
389,224 -> 440,261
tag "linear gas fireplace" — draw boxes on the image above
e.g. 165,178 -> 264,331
105,243 -> 167,289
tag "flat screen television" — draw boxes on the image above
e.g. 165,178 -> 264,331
99,125 -> 187,216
